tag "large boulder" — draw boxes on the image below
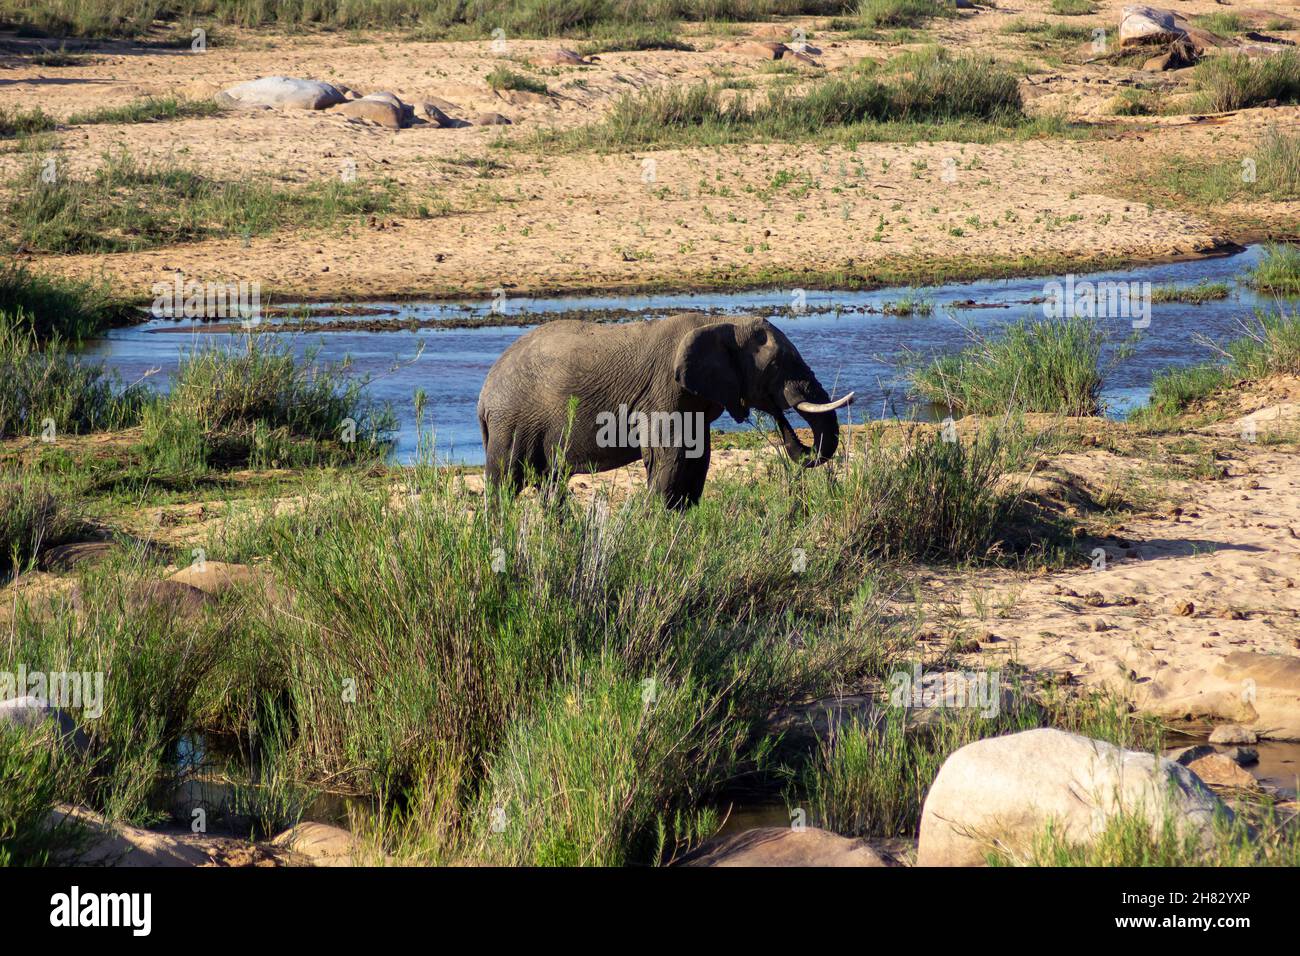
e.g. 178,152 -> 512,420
216,76 -> 347,111
1118,6 -> 1188,47
681,827 -> 895,867
917,728 -> 1229,866
270,822 -> 368,866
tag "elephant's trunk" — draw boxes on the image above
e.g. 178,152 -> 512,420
777,381 -> 847,468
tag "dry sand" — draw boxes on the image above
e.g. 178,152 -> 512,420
2,1 -> 1296,300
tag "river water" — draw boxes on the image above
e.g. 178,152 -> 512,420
85,244 -> 1286,465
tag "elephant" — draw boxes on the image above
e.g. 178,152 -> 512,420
476,312 -> 854,509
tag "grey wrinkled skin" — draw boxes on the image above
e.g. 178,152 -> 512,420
477,312 -> 844,509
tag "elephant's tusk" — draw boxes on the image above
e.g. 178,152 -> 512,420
795,391 -> 855,415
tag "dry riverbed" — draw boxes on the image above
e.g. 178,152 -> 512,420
2,1 -> 1298,301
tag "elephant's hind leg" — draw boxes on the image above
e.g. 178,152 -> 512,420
483,426 -> 525,498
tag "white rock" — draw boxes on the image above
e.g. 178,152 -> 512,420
1209,723 -> 1258,745
917,728 -> 1228,866
217,76 -> 346,110
1119,6 -> 1188,47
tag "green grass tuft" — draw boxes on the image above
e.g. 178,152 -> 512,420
910,315 -> 1109,416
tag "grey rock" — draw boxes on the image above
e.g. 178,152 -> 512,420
1209,723 -> 1258,745
217,76 -> 347,111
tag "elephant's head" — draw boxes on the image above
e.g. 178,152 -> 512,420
674,317 -> 854,467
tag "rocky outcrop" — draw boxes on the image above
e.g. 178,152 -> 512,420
681,827 -> 896,867
1136,652 -> 1300,741
216,76 -> 347,110
917,728 -> 1229,866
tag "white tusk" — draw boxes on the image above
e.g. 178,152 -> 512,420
795,391 -> 855,415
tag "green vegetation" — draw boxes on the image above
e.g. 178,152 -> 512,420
0,0 -> 860,40
856,0 -> 953,29
910,315 -> 1108,416
1190,12 -> 1246,39
559,50 -> 1025,149
485,66 -> 548,95
1110,87 -> 1156,116
1246,242 -> 1300,295
796,692 -> 1164,839
1149,280 -> 1230,304
0,106 -> 56,138
577,20 -> 692,55
0,724 -> 89,865
1048,0 -> 1096,15
1132,306 -> 1300,425
1192,49 -> 1300,112
0,312 -> 146,439
5,148 -> 420,254
991,807 -> 1300,866
140,336 -> 394,475
67,96 -> 222,126
0,474 -> 85,578
999,18 -> 1097,43
0,264 -> 133,341
1133,130 -> 1300,205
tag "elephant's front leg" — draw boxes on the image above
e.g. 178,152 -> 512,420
645,437 -> 712,510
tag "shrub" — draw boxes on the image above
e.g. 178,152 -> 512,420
0,311 -> 146,438
1192,49 -> 1300,112
0,474 -> 84,578
141,335 -> 394,473
0,264 -> 132,341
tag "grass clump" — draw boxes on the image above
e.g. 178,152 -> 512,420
910,315 -> 1108,416
1133,129 -> 1300,205
1110,87 -> 1156,116
0,106 -> 56,138
794,690 -> 1164,840
1246,242 -> 1300,295
140,335 -> 394,474
67,96 -> 221,126
0,264 -> 133,341
1132,305 -> 1300,425
6,148 -> 417,254
485,66 -> 548,95
577,20 -> 691,55
1190,12 -> 1246,39
857,0 -> 954,29
991,806 -> 1300,866
0,311 -> 146,439
0,473 -> 85,578
569,50 -> 1024,148
0,724 -> 89,865
1192,49 -> 1300,112
1048,0 -> 1096,14
1149,280 -> 1230,304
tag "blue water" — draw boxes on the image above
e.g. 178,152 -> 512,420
85,244 -> 1283,465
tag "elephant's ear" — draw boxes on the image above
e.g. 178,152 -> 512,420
674,323 -> 748,423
